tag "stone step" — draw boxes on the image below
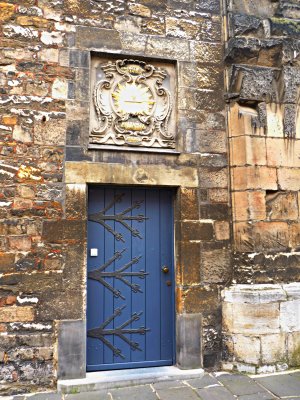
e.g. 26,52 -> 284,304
57,366 -> 204,394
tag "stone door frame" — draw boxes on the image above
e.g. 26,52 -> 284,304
56,161 -> 201,380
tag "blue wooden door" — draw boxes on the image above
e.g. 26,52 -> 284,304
87,187 -> 175,371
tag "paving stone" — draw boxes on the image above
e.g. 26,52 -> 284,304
27,394 -> 61,400
196,386 -> 236,400
152,380 -> 186,389
186,374 -> 221,389
238,392 -> 277,399
217,374 -> 264,396
255,374 -> 300,397
110,385 -> 158,400
155,387 -> 200,400
65,391 -> 110,399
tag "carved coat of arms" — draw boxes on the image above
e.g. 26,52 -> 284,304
90,59 -> 175,149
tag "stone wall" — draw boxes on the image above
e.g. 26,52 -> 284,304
0,0 -> 230,394
224,0 -> 300,370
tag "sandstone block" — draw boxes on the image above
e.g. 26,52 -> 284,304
289,223 -> 300,250
266,138 -> 300,167
199,167 -> 228,188
228,103 -> 265,137
34,118 -> 66,146
202,247 -> 231,283
232,191 -> 266,222
266,191 -> 298,220
180,187 -> 199,220
0,306 -> 34,323
223,302 -> 280,334
184,286 -> 219,313
8,236 -> 31,251
253,221 -> 289,252
208,188 -> 229,203
214,221 -> 230,240
52,78 -> 68,100
282,283 -> 300,300
185,129 -> 227,154
190,41 -> 223,64
231,166 -> 277,190
222,284 -> 286,304
278,168 -> 300,191
280,299 -> 300,332
178,62 -> 223,90
230,136 -> 267,166
178,241 -> 201,285
166,17 -> 198,39
13,198 -> 33,210
128,3 -> 151,17
2,115 -> 17,125
39,48 -> 59,63
233,334 -> 261,364
0,2 -> 14,22
146,37 -> 189,61
16,16 -> 50,28
40,31 -> 64,45
181,221 -> 214,241
261,333 -> 287,364
13,125 -> 32,143
288,332 -> 300,366
65,184 -> 86,220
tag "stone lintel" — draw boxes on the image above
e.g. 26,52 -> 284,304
65,161 -> 198,187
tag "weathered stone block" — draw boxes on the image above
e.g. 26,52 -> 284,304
184,286 -> 219,313
230,136 -> 267,166
179,187 -> 199,220
181,221 -> 214,241
222,284 -> 287,304
199,167 -> 228,189
223,302 -> 280,334
166,17 -> 198,39
176,314 -> 202,369
228,103 -> 265,137
0,306 -> 34,323
179,241 -> 201,285
185,130 -> 227,154
0,2 -> 15,22
233,334 -> 261,364
266,191 -> 298,220
201,248 -> 231,283
56,319 -> 86,379
261,333 -> 287,364
34,118 -> 66,146
280,299 -> 300,332
232,191 -> 266,222
288,332 -> 300,366
76,26 -> 121,49
190,41 -> 223,64
214,221 -> 230,241
42,220 -> 85,243
278,168 -> 300,191
146,37 -> 189,60
231,166 -> 277,190
178,62 -> 223,90
266,138 -> 300,168
8,236 -> 31,251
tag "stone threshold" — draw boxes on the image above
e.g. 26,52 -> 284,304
57,366 -> 204,394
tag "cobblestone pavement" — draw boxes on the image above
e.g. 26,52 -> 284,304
1,371 -> 300,400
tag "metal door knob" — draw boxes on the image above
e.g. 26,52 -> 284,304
161,266 -> 169,273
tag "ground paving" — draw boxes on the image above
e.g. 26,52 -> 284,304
1,370 -> 300,400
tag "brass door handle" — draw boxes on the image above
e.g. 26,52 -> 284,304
161,266 -> 169,274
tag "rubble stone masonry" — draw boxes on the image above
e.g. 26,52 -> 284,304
0,0 -> 298,395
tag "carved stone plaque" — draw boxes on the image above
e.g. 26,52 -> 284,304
89,57 -> 176,150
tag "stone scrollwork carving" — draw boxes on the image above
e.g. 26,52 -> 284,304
90,59 -> 175,149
